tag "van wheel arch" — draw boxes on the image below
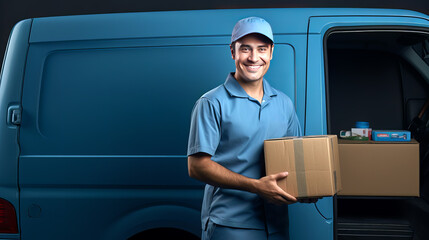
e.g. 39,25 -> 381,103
102,205 -> 201,240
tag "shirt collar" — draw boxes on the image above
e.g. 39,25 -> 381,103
223,73 -> 278,98
263,77 -> 278,98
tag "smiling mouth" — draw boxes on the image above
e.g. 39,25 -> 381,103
245,65 -> 262,71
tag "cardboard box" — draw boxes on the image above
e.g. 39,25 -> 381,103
372,130 -> 411,142
264,135 -> 342,198
338,139 -> 419,196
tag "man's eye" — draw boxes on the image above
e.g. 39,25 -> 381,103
259,48 -> 267,52
241,47 -> 250,52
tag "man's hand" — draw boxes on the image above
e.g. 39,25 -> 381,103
253,172 -> 297,205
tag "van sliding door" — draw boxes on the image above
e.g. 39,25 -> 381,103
308,14 -> 429,240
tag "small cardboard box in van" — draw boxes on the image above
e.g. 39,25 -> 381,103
264,135 -> 342,198
338,139 -> 419,196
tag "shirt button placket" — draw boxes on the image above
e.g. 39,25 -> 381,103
259,100 -> 266,120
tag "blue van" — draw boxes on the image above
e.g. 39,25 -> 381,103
1,8 -> 429,240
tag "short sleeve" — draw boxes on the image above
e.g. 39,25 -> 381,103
287,111 -> 302,137
285,98 -> 302,137
187,97 -> 221,156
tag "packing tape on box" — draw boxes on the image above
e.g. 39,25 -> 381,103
293,139 -> 307,197
331,137 -> 337,192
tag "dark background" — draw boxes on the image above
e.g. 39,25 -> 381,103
1,0 -> 429,62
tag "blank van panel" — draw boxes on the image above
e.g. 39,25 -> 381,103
20,43 -> 295,155
18,34 -> 297,240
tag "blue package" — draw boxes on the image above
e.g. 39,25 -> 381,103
372,130 -> 411,141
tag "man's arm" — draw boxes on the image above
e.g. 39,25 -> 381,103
188,152 -> 297,205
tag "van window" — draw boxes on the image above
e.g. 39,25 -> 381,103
22,43 -> 295,155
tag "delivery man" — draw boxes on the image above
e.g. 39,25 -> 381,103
187,17 -> 301,240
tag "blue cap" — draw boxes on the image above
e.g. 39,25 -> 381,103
231,17 -> 274,44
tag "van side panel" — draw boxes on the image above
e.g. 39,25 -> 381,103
19,39 -> 228,239
0,19 -> 32,239
19,33 -> 297,239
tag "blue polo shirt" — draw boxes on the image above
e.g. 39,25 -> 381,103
187,73 -> 301,232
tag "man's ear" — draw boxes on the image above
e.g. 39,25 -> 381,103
230,44 -> 235,60
270,44 -> 274,60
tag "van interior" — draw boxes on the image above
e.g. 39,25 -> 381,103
325,29 -> 429,239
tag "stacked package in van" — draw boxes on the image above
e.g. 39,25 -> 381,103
372,130 -> 411,142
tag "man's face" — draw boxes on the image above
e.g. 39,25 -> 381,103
231,33 -> 273,84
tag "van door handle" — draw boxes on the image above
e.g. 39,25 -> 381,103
8,105 -> 22,126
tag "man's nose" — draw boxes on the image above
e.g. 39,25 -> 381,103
248,49 -> 258,62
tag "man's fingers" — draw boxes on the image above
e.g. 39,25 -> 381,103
270,172 -> 297,203
281,191 -> 297,203
272,195 -> 294,206
274,185 -> 297,203
258,172 -> 298,205
271,196 -> 287,205
273,171 -> 288,180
